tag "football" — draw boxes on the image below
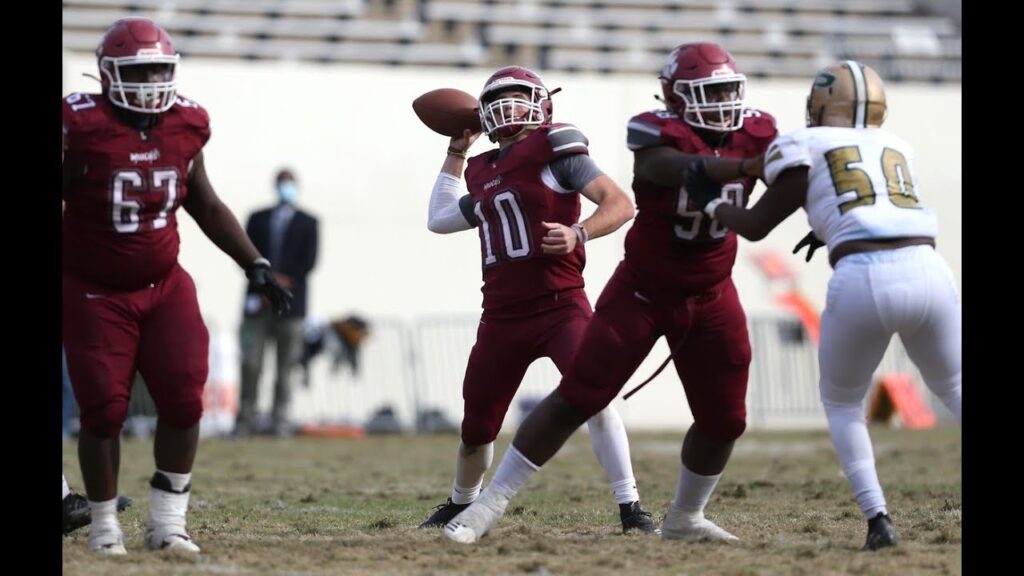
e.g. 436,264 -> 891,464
412,88 -> 482,137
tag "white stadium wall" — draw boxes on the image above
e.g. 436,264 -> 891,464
63,56 -> 961,431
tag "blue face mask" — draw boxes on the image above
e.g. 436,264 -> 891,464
277,181 -> 299,204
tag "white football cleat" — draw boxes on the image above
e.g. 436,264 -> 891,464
660,505 -> 739,542
145,479 -> 201,554
88,525 -> 127,556
444,488 -> 510,544
144,523 -> 200,553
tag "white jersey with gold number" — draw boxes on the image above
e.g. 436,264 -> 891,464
762,126 -> 938,251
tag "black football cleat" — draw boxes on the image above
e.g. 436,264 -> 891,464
419,498 -> 470,529
862,511 -> 898,551
63,492 -> 133,536
620,501 -> 660,534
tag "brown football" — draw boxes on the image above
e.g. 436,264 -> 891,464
412,88 -> 482,137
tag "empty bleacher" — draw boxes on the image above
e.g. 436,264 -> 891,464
62,0 -> 961,82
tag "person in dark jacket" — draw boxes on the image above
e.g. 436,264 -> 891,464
236,168 -> 319,437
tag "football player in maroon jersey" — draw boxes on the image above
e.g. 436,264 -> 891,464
445,44 -> 773,544
62,18 -> 291,554
421,66 -> 656,534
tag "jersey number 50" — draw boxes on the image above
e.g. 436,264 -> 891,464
825,146 -> 919,214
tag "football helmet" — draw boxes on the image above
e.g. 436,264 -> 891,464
806,60 -> 887,128
478,66 -> 553,141
659,42 -> 746,132
96,18 -> 180,114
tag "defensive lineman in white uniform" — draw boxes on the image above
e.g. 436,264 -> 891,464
682,60 -> 962,550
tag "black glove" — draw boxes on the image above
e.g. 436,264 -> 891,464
681,159 -> 722,212
792,231 -> 825,262
245,258 -> 293,316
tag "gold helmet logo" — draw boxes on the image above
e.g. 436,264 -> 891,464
806,61 -> 887,128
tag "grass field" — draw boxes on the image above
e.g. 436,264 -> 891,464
62,426 -> 961,575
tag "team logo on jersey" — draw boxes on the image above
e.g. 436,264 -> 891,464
130,148 -> 161,164
483,175 -> 503,190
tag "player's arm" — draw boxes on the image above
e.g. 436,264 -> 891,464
627,117 -> 757,187
184,151 -> 293,312
634,146 -> 757,187
427,128 -> 480,234
61,130 -> 83,203
183,151 -> 262,267
572,173 -> 634,244
61,98 -> 92,203
540,153 -> 634,255
694,164 -> 808,241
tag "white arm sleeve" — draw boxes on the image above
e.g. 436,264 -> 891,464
427,172 -> 474,234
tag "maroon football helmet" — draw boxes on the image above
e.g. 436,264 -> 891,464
659,42 -> 746,132
96,18 -> 180,114
478,66 -> 553,141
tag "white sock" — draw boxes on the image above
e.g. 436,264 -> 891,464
156,469 -> 192,493
586,406 -> 640,505
149,490 -> 191,529
673,464 -> 722,521
62,475 -> 70,500
149,470 -> 192,531
88,497 -> 120,531
489,445 -> 540,499
823,400 -> 887,519
845,460 -> 888,519
451,442 -> 494,505
609,479 -> 639,505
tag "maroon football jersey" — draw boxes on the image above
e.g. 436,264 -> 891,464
62,92 -> 210,290
464,123 -> 590,313
624,109 -> 777,293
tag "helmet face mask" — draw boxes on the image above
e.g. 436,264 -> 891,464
672,75 -> 746,132
478,66 -> 552,141
660,42 -> 747,133
805,61 -> 887,129
97,18 -> 180,114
